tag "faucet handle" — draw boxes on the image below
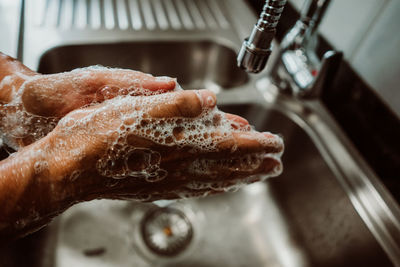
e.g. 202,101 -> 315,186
269,0 -> 338,98
294,50 -> 342,98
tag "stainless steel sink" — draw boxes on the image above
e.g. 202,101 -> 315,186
0,101 -> 395,267
2,0 -> 400,266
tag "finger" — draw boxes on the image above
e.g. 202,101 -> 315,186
225,113 -> 249,125
98,153 -> 282,201
139,76 -> 177,92
21,68 -> 176,117
148,89 -> 216,118
194,156 -> 281,182
87,70 -> 177,92
225,113 -> 249,129
217,131 -> 284,155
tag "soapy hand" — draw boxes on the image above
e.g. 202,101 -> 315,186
0,52 -> 283,239
0,52 -> 176,148
46,89 -> 283,202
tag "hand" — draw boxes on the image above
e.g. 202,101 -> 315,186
0,52 -> 176,149
42,89 -> 283,202
0,53 -> 284,239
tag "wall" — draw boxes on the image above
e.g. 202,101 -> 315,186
289,0 -> 400,118
0,0 -> 20,58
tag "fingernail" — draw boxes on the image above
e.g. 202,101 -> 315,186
198,89 -> 216,108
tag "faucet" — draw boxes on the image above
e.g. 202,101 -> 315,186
237,0 -> 287,74
238,0 -> 342,99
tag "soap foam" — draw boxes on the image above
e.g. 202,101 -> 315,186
86,91 -> 249,181
0,66 -> 181,150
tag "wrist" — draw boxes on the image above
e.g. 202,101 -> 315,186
0,136 -> 74,237
42,128 -> 109,199
0,52 -> 36,103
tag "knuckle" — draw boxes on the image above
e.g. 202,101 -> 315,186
175,92 -> 201,117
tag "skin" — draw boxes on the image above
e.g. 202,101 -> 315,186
0,53 -> 283,240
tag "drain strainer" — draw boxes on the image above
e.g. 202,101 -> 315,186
140,207 -> 193,257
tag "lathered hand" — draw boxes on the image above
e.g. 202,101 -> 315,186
0,89 -> 283,239
0,53 -> 284,240
0,52 -> 176,148
49,89 -> 283,201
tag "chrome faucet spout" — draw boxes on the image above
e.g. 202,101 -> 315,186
237,0 -> 287,73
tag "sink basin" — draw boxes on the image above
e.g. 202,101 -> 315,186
4,0 -> 399,263
37,41 -> 249,91
0,102 -> 393,267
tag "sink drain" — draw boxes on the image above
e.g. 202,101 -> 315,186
140,207 -> 193,257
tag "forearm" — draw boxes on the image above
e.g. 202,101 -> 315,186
0,137 -> 76,240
